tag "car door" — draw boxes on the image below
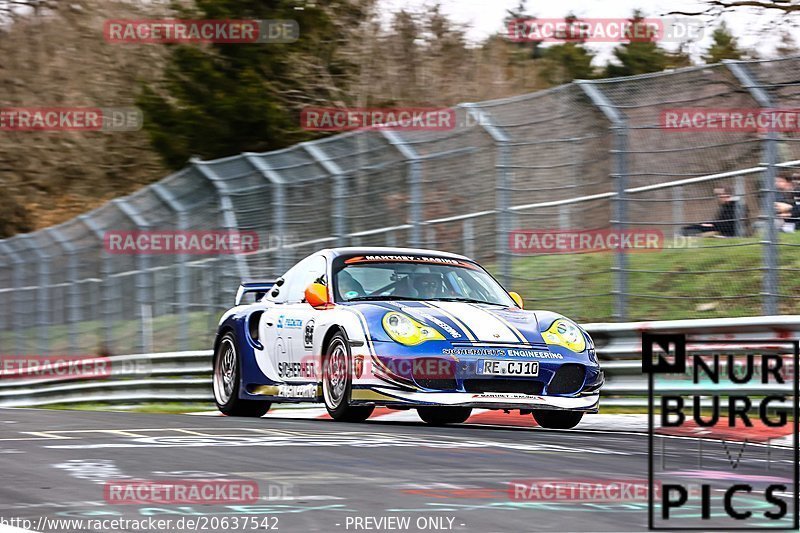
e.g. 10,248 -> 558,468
273,255 -> 327,383
258,275 -> 290,383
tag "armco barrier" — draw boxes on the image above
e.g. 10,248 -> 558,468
0,316 -> 796,408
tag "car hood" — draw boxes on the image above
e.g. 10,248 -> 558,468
342,300 -> 551,346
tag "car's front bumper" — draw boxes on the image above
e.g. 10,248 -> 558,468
351,386 -> 601,412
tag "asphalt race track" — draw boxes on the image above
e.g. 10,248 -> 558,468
0,408 -> 795,532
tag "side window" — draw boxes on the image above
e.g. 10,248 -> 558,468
348,267 -> 393,294
285,256 -> 327,303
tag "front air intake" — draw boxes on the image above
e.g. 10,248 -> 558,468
547,364 -> 586,394
463,379 -> 544,395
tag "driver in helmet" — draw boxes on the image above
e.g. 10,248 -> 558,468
413,273 -> 444,299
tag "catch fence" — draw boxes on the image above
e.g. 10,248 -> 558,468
0,57 -> 799,355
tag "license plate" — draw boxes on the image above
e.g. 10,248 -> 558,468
477,360 -> 539,377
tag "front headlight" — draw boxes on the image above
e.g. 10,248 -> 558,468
382,312 -> 444,346
542,318 -> 586,353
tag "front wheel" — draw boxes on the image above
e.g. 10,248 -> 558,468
213,332 -> 271,417
417,406 -> 472,425
323,332 -> 374,422
532,409 -> 583,429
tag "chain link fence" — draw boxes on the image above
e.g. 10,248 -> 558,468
0,57 -> 799,356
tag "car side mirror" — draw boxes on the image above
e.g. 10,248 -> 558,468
509,291 -> 524,309
305,283 -> 330,309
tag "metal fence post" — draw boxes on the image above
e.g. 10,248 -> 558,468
559,205 -> 570,230
47,229 -> 79,354
462,218 -> 475,258
114,199 -> 152,354
726,61 -> 779,315
382,130 -> 423,247
734,174 -> 746,238
243,154 -> 287,276
578,81 -> 629,321
79,214 -> 114,352
20,235 -> 51,354
304,142 -> 347,246
192,159 -> 251,294
0,243 -> 25,354
152,183 -> 190,351
672,188 -> 684,241
462,104 -> 512,286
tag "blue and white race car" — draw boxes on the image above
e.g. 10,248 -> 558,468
212,247 -> 603,428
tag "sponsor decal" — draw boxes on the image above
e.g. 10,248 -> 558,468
354,354 -> 364,379
495,311 -> 534,324
508,348 -> 562,359
277,361 -> 316,379
472,393 -> 534,399
303,320 -> 315,349
442,348 -> 561,359
397,305 -> 461,339
276,315 -> 302,329
277,384 -> 317,398
345,255 -> 479,269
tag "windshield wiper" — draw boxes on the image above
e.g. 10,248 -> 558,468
428,297 -> 501,305
346,295 -> 420,302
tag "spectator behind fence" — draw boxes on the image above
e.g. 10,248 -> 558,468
681,187 -> 742,237
775,175 -> 800,232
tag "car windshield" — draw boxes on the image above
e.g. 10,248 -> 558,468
333,255 -> 515,306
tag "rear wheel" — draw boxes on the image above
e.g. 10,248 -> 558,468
323,332 -> 374,422
532,409 -> 583,429
417,406 -> 472,425
213,332 -> 271,417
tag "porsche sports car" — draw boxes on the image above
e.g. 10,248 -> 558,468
212,247 -> 603,428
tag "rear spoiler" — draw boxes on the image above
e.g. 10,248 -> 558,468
235,280 -> 277,305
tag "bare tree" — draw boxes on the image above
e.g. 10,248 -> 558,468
668,0 -> 800,16
0,0 -> 56,23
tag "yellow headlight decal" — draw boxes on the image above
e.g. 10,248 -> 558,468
542,319 -> 586,353
382,312 -> 445,346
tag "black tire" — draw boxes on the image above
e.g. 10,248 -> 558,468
417,406 -> 473,425
532,409 -> 583,429
213,332 -> 271,417
322,332 -> 374,422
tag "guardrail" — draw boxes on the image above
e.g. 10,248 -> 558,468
0,316 -> 796,408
